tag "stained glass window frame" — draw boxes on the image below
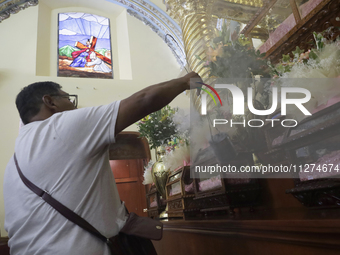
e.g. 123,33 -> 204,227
57,12 -> 114,79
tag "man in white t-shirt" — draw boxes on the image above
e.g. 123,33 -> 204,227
3,72 -> 201,254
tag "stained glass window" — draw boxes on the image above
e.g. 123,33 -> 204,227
58,12 -> 113,79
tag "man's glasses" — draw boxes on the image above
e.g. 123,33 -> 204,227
50,94 -> 78,108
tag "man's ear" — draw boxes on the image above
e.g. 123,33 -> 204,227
42,95 -> 57,111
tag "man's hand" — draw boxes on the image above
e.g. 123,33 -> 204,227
178,71 -> 203,96
115,72 -> 203,135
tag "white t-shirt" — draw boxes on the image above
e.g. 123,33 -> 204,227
4,101 -> 127,255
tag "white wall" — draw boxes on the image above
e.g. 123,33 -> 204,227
116,9 -> 133,80
0,2 -> 186,236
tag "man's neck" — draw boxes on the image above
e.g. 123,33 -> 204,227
29,109 -> 54,123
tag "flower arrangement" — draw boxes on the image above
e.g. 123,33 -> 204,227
142,160 -> 154,185
198,23 -> 270,79
196,23 -> 273,151
268,28 -> 340,119
137,105 -> 178,150
269,28 -> 340,78
139,106 -> 194,184
163,143 -> 190,172
196,22 -> 273,115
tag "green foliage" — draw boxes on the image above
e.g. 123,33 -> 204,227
282,54 -> 291,62
313,32 -> 324,50
292,46 -> 304,58
269,28 -> 340,77
137,106 -> 178,150
309,49 -> 318,60
59,45 -> 77,58
203,23 -> 270,79
200,23 -> 272,151
238,34 -> 252,47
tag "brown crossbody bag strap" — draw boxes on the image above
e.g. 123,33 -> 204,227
13,154 -> 117,248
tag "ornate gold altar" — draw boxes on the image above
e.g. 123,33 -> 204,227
164,0 -> 265,108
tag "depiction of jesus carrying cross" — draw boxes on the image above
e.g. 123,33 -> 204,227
72,36 -> 112,66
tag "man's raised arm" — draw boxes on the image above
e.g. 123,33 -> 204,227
115,72 -> 202,135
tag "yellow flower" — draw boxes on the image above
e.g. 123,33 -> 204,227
206,44 -> 224,62
160,115 -> 168,122
141,115 -> 150,122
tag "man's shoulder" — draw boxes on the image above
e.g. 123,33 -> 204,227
51,102 -> 120,131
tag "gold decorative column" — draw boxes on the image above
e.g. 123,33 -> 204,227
164,0 -> 218,75
164,0 -> 217,109
181,13 -> 215,79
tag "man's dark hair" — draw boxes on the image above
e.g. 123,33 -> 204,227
16,81 -> 62,124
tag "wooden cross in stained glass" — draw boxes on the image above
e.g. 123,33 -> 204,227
74,36 -> 112,65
